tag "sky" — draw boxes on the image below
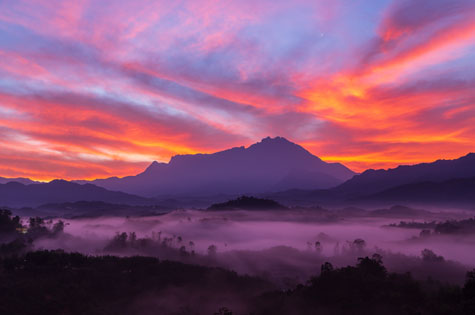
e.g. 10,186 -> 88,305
0,0 -> 474,181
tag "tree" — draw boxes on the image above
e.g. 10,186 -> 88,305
0,209 -> 22,235
104,232 -> 128,251
357,255 -> 387,278
333,241 -> 340,256
27,217 -> 49,238
314,241 -> 322,255
464,269 -> 475,313
214,307 -> 233,315
421,249 -> 444,262
179,246 -> 188,257
321,262 -> 334,274
208,244 -> 217,257
371,253 -> 383,264
464,269 -> 475,295
129,232 -> 137,245
52,221 -> 64,235
352,238 -> 366,252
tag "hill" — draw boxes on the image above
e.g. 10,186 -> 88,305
0,180 -> 155,208
207,196 -> 287,211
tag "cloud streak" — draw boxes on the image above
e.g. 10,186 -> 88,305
0,0 -> 474,179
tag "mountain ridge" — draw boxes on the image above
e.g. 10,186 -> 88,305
265,152 -> 475,207
334,152 -> 475,196
356,176 -> 475,206
0,180 -> 155,208
83,136 -> 355,197
0,177 -> 40,185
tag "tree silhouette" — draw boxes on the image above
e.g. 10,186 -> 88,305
352,238 -> 366,252
207,244 -> 217,257
321,262 -> 334,274
214,307 -> 233,315
314,241 -> 322,255
52,220 -> 64,235
464,269 -> 475,312
421,249 -> 444,262
0,209 -> 22,235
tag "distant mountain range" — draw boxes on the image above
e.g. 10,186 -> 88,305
0,180 -> 153,208
357,176 -> 475,206
335,153 -> 475,197
78,137 -> 355,197
1,138 -> 474,210
18,201 -> 171,218
268,153 -> 475,207
0,177 -> 39,185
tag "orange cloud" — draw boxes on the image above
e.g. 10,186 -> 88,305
0,0 -> 474,179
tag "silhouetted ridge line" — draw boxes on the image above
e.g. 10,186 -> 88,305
207,196 -> 287,210
357,176 -> 475,205
84,136 -> 355,197
0,181 -> 154,208
335,152 -> 475,196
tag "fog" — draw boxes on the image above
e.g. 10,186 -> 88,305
31,207 -> 475,286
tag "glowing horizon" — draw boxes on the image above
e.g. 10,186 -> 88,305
0,0 -> 474,181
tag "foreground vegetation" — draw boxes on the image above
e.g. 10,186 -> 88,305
2,208 -> 475,314
0,250 -> 474,315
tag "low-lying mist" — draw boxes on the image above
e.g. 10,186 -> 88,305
30,207 -> 475,287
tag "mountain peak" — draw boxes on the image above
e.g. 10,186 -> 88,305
255,136 -> 295,147
248,136 -> 314,157
260,136 -> 291,143
144,161 -> 166,174
250,136 -> 296,149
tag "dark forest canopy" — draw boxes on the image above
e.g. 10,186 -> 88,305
207,196 -> 287,211
2,209 -> 475,314
1,250 -> 475,315
389,217 -> 475,235
0,209 -> 64,256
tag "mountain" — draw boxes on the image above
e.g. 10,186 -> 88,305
0,177 -> 39,185
0,180 -> 155,208
87,137 -> 355,197
359,177 -> 475,206
264,152 -> 475,207
334,153 -> 475,197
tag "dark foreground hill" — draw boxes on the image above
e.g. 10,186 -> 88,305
208,196 -> 287,211
0,250 -> 273,315
1,250 -> 474,315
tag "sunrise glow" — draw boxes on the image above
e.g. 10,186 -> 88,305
0,0 -> 474,180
